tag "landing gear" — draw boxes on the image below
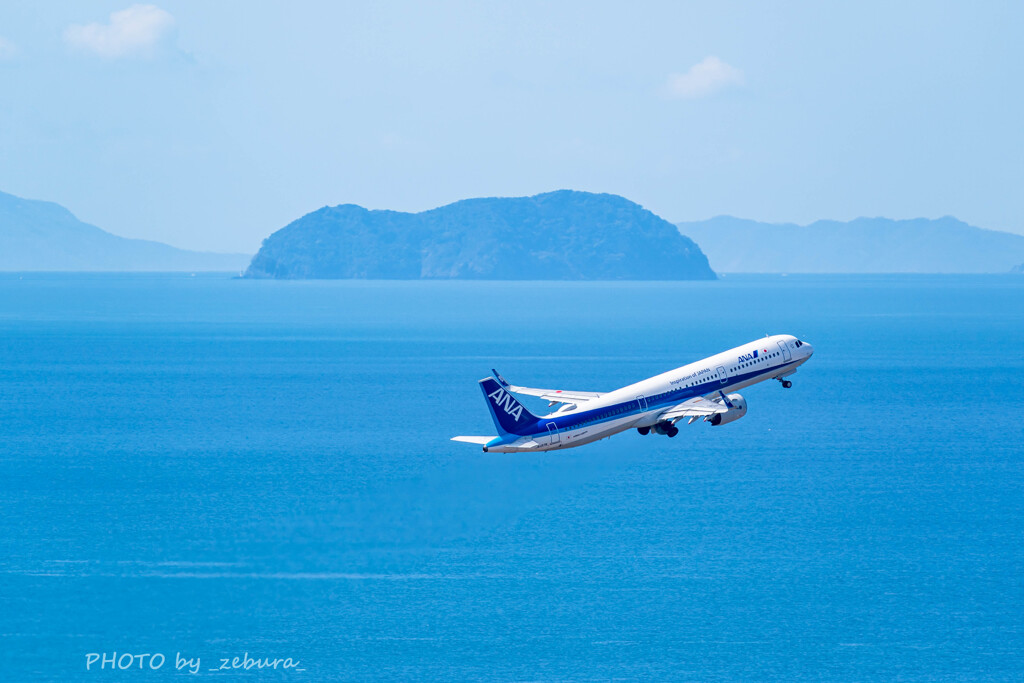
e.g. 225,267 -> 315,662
782,380 -> 792,389
650,422 -> 679,437
637,426 -> 650,435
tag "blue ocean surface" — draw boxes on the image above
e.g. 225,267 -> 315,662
0,273 -> 1021,680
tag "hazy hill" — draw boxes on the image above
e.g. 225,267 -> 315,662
676,216 -> 1024,273
245,190 -> 716,280
0,190 -> 250,272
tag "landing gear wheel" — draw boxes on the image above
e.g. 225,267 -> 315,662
637,426 -> 650,435
666,426 -> 679,438
782,380 -> 792,389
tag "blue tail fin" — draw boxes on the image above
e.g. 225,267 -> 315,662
479,377 -> 539,436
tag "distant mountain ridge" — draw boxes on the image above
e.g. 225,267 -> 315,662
676,216 -> 1024,273
0,190 -> 250,272
245,190 -> 716,280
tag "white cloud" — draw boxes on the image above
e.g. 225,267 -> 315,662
664,56 -> 744,99
64,4 -> 175,58
0,37 -> 17,60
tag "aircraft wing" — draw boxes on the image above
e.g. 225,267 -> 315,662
658,396 -> 730,422
492,368 -> 602,404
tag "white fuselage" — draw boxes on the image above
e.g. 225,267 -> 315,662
485,334 -> 813,453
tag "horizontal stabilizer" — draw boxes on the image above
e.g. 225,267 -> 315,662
451,436 -> 495,445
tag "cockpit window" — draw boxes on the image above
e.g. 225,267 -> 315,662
795,340 -> 803,347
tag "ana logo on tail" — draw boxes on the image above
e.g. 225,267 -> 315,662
487,387 -> 524,421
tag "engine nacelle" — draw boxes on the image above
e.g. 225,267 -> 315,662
708,393 -> 747,426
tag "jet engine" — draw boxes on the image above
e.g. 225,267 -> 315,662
708,393 -> 747,426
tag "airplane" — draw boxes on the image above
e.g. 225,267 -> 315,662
452,334 -> 813,453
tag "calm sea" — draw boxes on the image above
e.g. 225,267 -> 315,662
0,274 -> 1021,681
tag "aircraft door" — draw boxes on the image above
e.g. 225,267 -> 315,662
636,395 -> 648,411
716,366 -> 727,383
778,340 -> 792,362
546,422 -> 560,445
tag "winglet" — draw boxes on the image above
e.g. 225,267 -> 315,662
491,369 -> 510,388
718,390 -> 734,409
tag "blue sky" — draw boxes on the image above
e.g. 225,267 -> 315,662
1,1 -> 1022,252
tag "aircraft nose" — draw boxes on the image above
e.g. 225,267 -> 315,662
804,341 -> 814,357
